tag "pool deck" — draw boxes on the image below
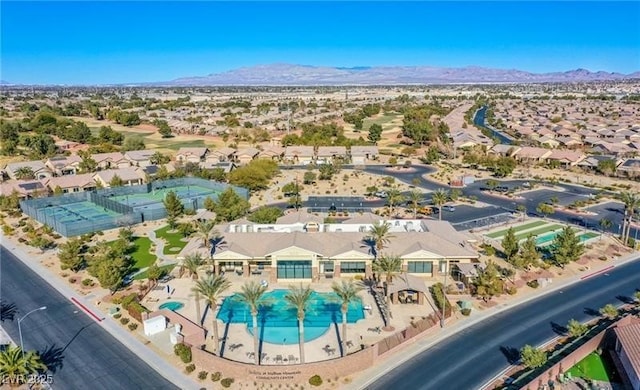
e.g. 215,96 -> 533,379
142,272 -> 436,365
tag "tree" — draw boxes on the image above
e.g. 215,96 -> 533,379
367,221 -> 394,257
486,179 -> 499,191
407,189 -> 423,218
228,159 -> 279,191
303,171 -> 317,185
536,202 -> 555,219
146,263 -> 163,287
331,280 -> 364,356
386,188 -> 405,217
501,227 -> 519,263
93,259 -> 125,293
372,254 -> 403,296
449,188 -> 462,202
14,166 -> 35,180
567,319 -> 588,338
58,238 -> 85,271
620,192 -> 639,246
516,204 -> 527,221
109,174 -> 124,188
212,187 -> 250,222
235,281 -> 268,364
517,234 -> 540,269
431,188 -> 449,221
182,253 -> 205,323
150,151 -> 170,165
79,155 -> 98,173
192,275 -> 231,353
248,206 -> 283,224
493,157 -> 516,178
318,163 -> 335,180
53,185 -> 64,196
122,136 -> 145,151
551,226 -> 584,267
285,284 -> 313,364
154,120 -> 173,138
368,123 -> 383,144
163,190 -> 184,228
599,218 -> 612,239
194,220 -> 217,249
597,159 -> 617,176
599,304 -> 619,319
520,345 -> 547,369
474,260 -> 503,301
0,346 -> 47,386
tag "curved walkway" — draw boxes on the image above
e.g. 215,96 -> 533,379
131,230 -> 178,278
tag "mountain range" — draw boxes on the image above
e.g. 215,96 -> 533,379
163,63 -> 640,86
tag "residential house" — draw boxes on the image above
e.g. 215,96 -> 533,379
199,161 -> 236,174
91,152 -> 130,170
42,173 -> 97,194
489,144 -> 521,157
4,161 -> 53,180
44,155 -> 82,176
613,319 -> 640,390
316,146 -> 348,164
257,146 -> 285,161
577,155 -> 621,172
538,137 -> 560,149
350,146 -> 379,165
0,180 -> 47,198
176,147 -> 209,163
93,167 -> 145,188
124,150 -> 155,167
206,147 -> 237,163
555,137 -> 583,149
545,150 -> 586,167
235,148 -> 260,165
617,159 -> 640,178
284,146 -> 315,165
512,147 -> 552,165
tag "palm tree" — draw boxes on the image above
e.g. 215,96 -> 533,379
386,188 -> 405,217
620,192 -> 639,246
431,188 -> 449,221
14,166 -> 35,180
599,218 -> 612,240
181,253 -> 204,323
367,221 -> 394,258
284,284 -> 313,364
372,254 -> 403,298
235,281 -> 268,364
0,346 -> 47,386
516,204 -> 527,222
192,275 -> 231,354
194,220 -> 217,249
407,189 -> 423,218
331,280 -> 364,356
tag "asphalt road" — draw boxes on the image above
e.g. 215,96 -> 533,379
367,257 -> 640,390
0,246 -> 178,390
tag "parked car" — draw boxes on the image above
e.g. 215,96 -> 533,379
444,205 -> 456,212
375,191 -> 388,198
522,182 -> 531,188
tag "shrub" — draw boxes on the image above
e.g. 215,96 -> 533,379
598,255 -> 607,261
527,280 -> 539,289
198,371 -> 208,380
211,372 -> 222,382
128,323 -> 138,331
461,308 -> 471,316
185,364 -> 196,373
113,313 -> 122,319
506,286 -> 517,295
68,277 -> 77,284
120,317 -> 130,325
82,278 -> 94,287
221,378 -> 234,388
174,343 -> 192,363
309,375 -> 323,387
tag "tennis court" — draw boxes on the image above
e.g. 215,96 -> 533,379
110,185 -> 219,207
40,201 -> 120,224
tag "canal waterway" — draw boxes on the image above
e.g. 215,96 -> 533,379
473,106 -> 515,145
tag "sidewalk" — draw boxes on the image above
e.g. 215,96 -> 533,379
346,251 -> 640,390
0,234 -> 200,390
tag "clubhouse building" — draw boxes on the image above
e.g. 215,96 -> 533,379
178,211 -> 479,283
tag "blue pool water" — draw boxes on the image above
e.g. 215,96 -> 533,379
159,301 -> 184,311
216,289 -> 364,344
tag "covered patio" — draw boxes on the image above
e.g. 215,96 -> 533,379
388,273 -> 428,305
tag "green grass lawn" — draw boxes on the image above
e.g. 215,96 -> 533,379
107,236 -> 157,270
514,224 -> 563,241
567,352 -> 613,382
363,113 -> 402,130
155,225 -> 189,255
133,264 -> 176,280
486,220 -> 549,238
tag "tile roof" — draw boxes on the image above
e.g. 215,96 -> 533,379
615,322 -> 640,376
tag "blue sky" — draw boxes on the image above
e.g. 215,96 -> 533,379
2,1 -> 639,84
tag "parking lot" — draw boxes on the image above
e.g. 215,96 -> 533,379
519,188 -> 591,207
437,204 -> 515,231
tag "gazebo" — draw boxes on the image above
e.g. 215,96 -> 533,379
387,273 -> 429,305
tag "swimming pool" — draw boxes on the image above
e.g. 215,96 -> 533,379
216,289 -> 364,344
159,301 -> 184,311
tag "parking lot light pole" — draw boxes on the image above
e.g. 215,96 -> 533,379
18,306 -> 47,361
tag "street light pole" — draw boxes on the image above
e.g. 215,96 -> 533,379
18,306 -> 47,361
